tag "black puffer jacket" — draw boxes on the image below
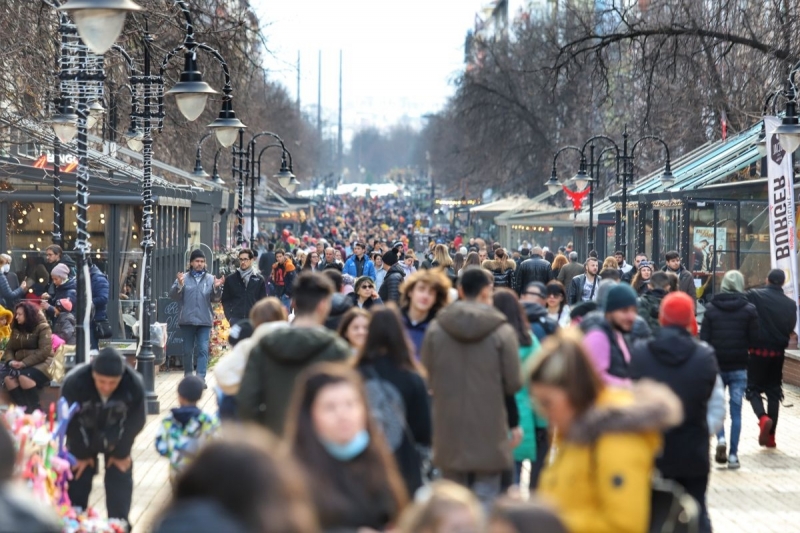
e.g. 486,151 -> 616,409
514,256 -> 552,295
378,264 -> 405,303
630,327 -> 718,478
747,285 -> 798,351
699,292 -> 758,371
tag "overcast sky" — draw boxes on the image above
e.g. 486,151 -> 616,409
253,0 -> 488,143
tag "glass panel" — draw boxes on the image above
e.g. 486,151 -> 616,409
688,205 -> 716,303
658,208 -> 681,259
643,208 -> 654,259
739,201 -> 770,289
604,225 -> 615,257
711,203 -> 739,293
626,208 -> 638,257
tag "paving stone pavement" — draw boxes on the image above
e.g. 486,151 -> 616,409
707,385 -> 800,532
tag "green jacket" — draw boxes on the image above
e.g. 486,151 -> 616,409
513,333 -> 546,462
638,289 -> 667,336
237,325 -> 350,434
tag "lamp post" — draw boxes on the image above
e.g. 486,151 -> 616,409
191,132 -> 214,179
236,132 -> 297,246
101,3 -> 245,414
548,132 -> 673,258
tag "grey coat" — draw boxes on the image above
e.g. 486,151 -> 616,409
169,271 -> 222,327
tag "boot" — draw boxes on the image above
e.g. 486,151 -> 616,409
758,416 -> 773,447
7,388 -> 25,408
20,388 -> 41,413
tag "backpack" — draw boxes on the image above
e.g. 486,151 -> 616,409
363,373 -> 407,452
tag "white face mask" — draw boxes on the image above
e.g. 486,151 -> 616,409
1,265 -> 9,274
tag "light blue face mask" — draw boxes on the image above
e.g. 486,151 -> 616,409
320,429 -> 370,461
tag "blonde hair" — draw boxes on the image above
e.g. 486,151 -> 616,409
396,480 -> 484,533
602,256 -> 618,271
432,244 -> 453,268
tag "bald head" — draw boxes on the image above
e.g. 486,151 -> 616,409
532,246 -> 543,256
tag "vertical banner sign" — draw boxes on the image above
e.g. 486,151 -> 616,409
764,116 -> 800,336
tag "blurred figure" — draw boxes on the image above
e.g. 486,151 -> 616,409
489,497 -> 566,533
545,281 -> 570,328
337,308 -> 370,356
238,273 -> 349,434
514,247 -> 552,295
531,329 -> 682,533
550,254 -> 568,283
2,301 -> 53,412
399,269 -> 451,360
285,363 -> 408,531
493,289 -> 548,490
348,276 -> 382,310
556,252 -> 583,290
482,248 -> 516,290
152,426 -> 318,533
354,305 -> 432,496
422,268 -> 521,506
396,480 -> 484,533
379,252 -> 406,304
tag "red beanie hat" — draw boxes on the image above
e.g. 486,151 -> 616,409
659,292 -> 695,330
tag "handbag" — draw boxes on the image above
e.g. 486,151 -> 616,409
94,319 -> 113,339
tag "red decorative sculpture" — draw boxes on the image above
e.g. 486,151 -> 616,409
563,184 -> 590,211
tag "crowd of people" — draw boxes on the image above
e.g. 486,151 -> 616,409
0,190 -> 796,533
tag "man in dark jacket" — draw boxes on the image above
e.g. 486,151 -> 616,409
638,271 -> 672,335
421,268 -> 521,506
89,260 -> 110,349
519,282 -> 558,341
221,249 -> 267,325
237,272 -> 350,434
746,269 -> 798,448
662,250 -> 696,302
257,243 -> 276,277
556,251 -> 584,289
378,251 -> 405,303
699,269 -> 758,469
567,257 -> 599,305
631,291 -> 718,533
514,246 -> 552,295
62,348 -> 146,524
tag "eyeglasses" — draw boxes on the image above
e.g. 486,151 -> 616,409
238,257 -> 251,262
360,284 -> 374,290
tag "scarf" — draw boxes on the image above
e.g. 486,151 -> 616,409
190,269 -> 206,281
238,266 -> 254,286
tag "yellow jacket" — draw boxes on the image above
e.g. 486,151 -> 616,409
0,306 -> 12,341
538,382 -> 682,533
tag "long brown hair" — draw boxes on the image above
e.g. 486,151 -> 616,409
551,254 -> 568,271
337,307 -> 371,346
284,363 -> 408,527
354,305 -> 425,376
464,252 -> 482,268
164,426 -> 319,533
492,288 -> 532,347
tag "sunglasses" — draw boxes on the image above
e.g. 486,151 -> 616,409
525,292 -> 544,298
360,284 -> 374,290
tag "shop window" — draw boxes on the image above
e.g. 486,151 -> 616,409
658,209 -> 681,259
739,201 -> 770,289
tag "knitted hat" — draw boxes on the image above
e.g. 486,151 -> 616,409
382,251 -> 398,266
392,241 -> 403,250
720,270 -> 744,294
92,347 -> 125,377
190,249 -> 205,262
659,292 -> 695,329
603,283 -> 638,313
56,298 -> 73,312
228,319 -> 254,347
51,263 -> 70,279
177,375 -> 205,402
638,261 -> 653,272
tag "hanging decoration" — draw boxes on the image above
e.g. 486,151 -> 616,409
563,185 -> 590,214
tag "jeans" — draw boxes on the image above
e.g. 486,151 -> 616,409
716,369 -> 747,456
442,470 -> 503,511
180,325 -> 211,380
68,455 -> 133,523
279,294 -> 292,312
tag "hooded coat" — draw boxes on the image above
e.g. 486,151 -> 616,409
538,382 -> 682,533
378,264 -> 405,303
2,318 -> 53,378
699,292 -> 758,371
630,327 -> 718,478
237,326 -> 350,434
421,300 -> 521,473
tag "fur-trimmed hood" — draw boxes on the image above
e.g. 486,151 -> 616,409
482,258 -> 516,272
565,380 -> 683,445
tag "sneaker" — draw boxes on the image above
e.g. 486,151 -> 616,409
766,435 -> 776,448
758,416 -> 773,446
728,455 -> 740,469
715,443 -> 727,464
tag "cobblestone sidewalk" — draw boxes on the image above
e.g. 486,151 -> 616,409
708,385 -> 800,532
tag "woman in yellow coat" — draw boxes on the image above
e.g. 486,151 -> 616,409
530,329 -> 683,533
